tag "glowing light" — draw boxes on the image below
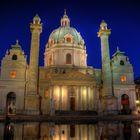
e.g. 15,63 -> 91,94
54,86 -> 60,110
136,100 -> 140,104
10,71 -> 16,78
44,90 -> 49,98
101,26 -> 104,30
138,128 -> 140,133
62,86 -> 67,110
121,75 -> 126,82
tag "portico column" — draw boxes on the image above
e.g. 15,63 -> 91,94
79,125 -> 81,140
87,125 -> 89,140
67,86 -> 70,110
79,86 -> 82,110
93,88 -> 97,110
50,86 -> 54,99
87,86 -> 89,110
59,125 -> 61,140
59,86 -> 62,110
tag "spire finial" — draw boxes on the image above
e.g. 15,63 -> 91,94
102,19 -> 105,23
35,13 -> 39,17
11,39 -> 21,49
64,9 -> 67,15
16,40 -> 19,45
61,9 -> 70,27
6,50 -> 8,55
117,46 -> 119,51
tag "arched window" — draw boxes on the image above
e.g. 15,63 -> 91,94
66,53 -> 71,64
12,54 -> 17,60
121,94 -> 130,114
66,37 -> 72,43
6,92 -> 16,115
64,34 -> 73,43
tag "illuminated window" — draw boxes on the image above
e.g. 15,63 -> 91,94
10,71 -> 16,78
64,34 -> 73,43
66,53 -> 71,64
121,75 -> 126,82
66,37 -> 71,43
44,90 -> 49,98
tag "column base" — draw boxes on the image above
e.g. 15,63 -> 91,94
25,94 -> 41,115
101,95 -> 118,115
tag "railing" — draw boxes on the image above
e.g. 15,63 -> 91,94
55,110 -> 98,116
0,109 -> 40,115
0,109 -> 134,116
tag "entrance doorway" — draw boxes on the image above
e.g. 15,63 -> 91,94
121,94 -> 130,114
70,97 -> 75,111
6,92 -> 16,115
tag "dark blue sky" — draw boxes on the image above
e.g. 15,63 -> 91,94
0,0 -> 140,78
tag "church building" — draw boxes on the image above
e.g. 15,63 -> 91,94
0,11 -> 138,140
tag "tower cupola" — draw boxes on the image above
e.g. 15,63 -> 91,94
33,14 -> 41,24
60,9 -> 70,27
100,20 -> 108,30
98,20 -> 111,37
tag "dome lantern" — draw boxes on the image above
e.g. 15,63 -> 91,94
60,9 -> 70,27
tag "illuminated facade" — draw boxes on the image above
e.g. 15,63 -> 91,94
0,12 -> 138,139
135,77 -> 140,113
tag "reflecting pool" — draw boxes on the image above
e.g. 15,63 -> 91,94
1,121 -> 140,140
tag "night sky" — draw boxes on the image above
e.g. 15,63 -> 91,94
0,0 -> 139,78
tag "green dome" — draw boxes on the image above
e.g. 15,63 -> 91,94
49,26 -> 84,45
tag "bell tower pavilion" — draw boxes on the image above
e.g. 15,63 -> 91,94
98,20 -> 117,114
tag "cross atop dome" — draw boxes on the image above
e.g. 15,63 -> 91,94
64,9 -> 67,16
61,9 -> 70,27
113,46 -> 125,57
11,40 -> 21,49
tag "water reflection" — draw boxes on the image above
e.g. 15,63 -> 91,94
4,123 -> 14,140
1,121 -> 140,140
